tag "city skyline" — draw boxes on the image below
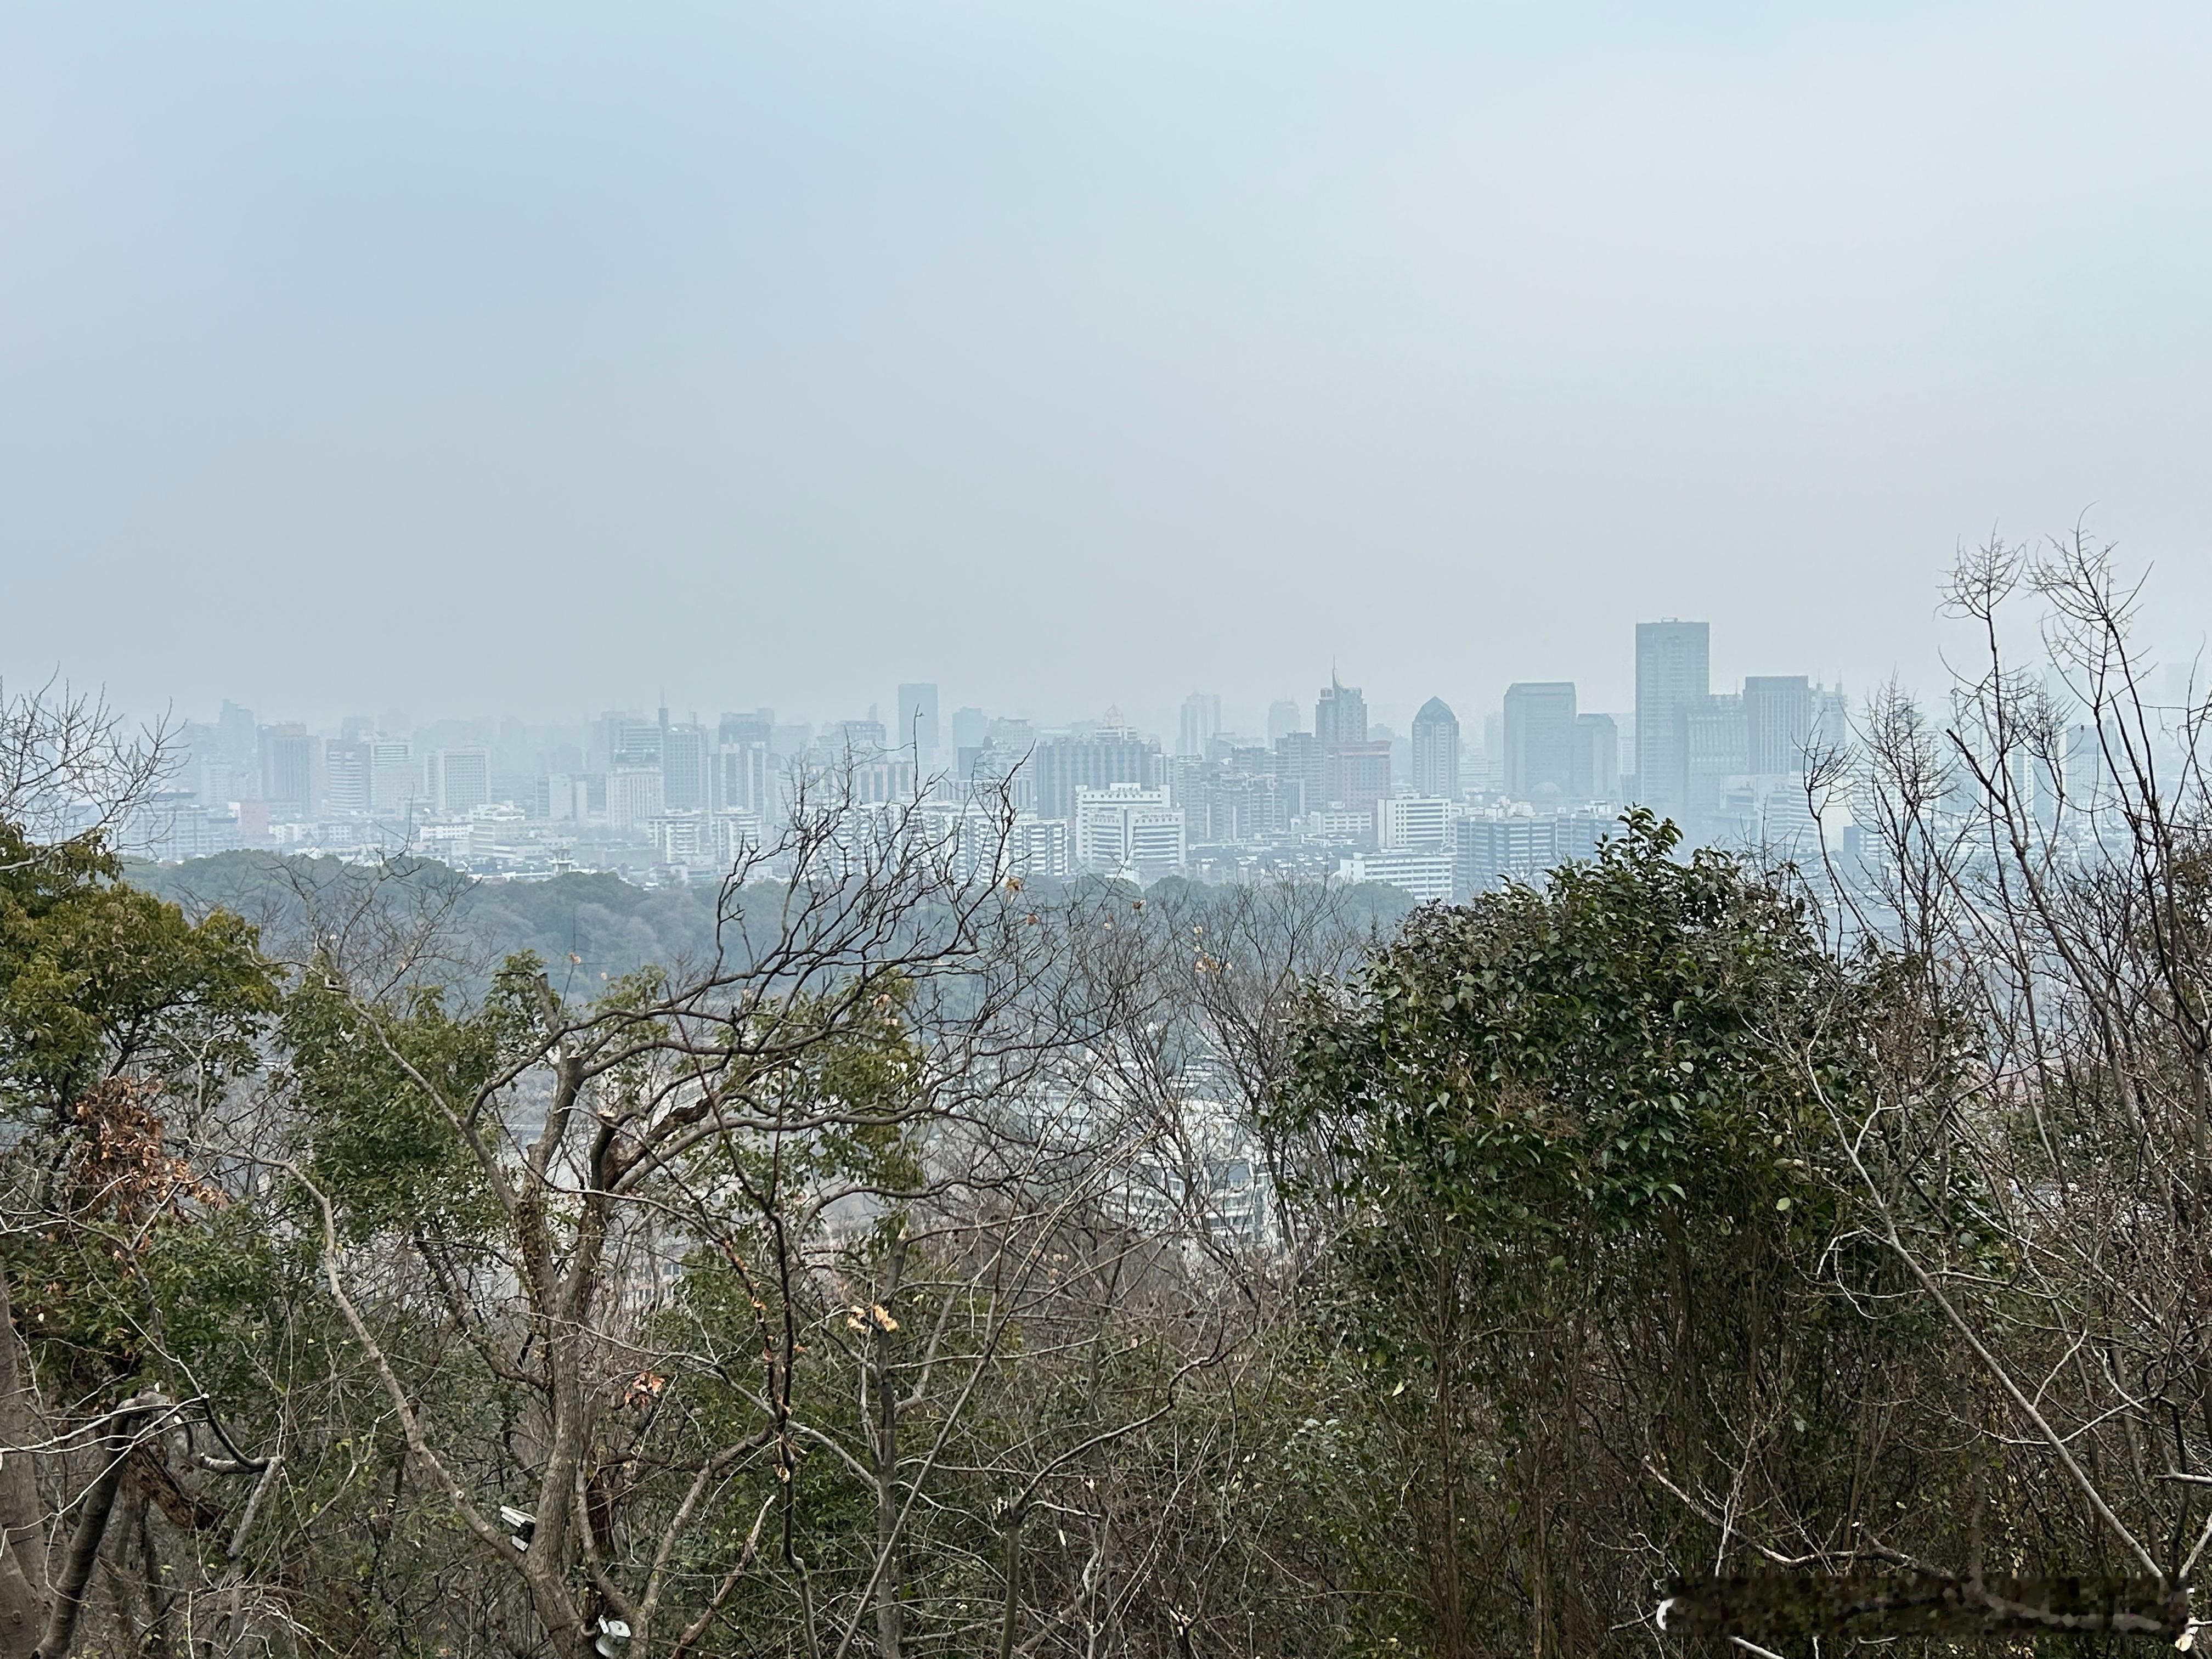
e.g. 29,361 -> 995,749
133,608 -> 1872,907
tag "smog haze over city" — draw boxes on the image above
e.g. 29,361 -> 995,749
8,2 -> 2212,740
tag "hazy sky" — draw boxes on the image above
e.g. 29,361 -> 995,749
5,2 -> 2211,733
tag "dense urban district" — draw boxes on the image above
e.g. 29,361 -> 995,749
8,548 -> 2212,1659
139,620 -> 1857,904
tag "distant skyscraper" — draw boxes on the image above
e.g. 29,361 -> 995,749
429,748 -> 492,816
369,740 -> 417,813
1328,742 -> 1392,817
601,714 -> 662,772
606,766 -> 664,832
1410,698 -> 1461,798
1315,677 -> 1368,749
1635,620 -> 1709,814
1682,693 -> 1747,823
217,701 -> 257,776
324,740 -> 370,814
1267,698 -> 1302,745
1743,675 -> 1815,775
258,725 -> 314,819
1313,674 -> 1383,813
896,684 -> 941,768
661,724 -> 711,813
715,710 -> 776,818
1032,725 -> 1162,821
1178,693 -> 1222,759
1572,713 -> 1619,802
950,706 -> 988,752
1503,682 -> 1578,802
1274,731 -> 1323,821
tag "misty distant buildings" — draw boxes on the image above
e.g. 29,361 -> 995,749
1573,713 -> 1619,801
1178,693 -> 1223,760
259,725 -> 314,819
428,748 -> 491,816
134,610 -> 1860,905
1032,722 -> 1161,821
1410,698 -> 1459,799
1075,784 -> 1186,880
1502,682 -> 1577,803
1635,620 -> 1709,815
1743,675 -> 1815,775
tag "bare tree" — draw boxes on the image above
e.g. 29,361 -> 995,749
0,675 -> 173,866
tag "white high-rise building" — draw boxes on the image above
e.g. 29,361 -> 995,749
1076,785 -> 1185,879
607,767 -> 665,833
1378,795 -> 1453,850
369,740 -> 418,814
428,748 -> 491,816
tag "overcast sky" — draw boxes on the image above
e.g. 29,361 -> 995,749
5,2 -> 2210,733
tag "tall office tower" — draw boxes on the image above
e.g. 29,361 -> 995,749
661,723 -> 712,812
369,740 -> 417,813
1503,682 -> 1579,802
1273,731 -> 1323,820
1267,698 -> 1302,744
1031,725 -> 1162,821
896,684 -> 941,767
324,740 -> 371,814
595,713 -> 662,774
606,766 -> 665,833
1312,674 -> 1380,813
1635,620 -> 1709,814
429,748 -> 492,815
715,710 -> 775,817
1177,693 -> 1223,759
1813,684 -> 1850,753
258,725 -> 315,818
1682,693 -> 1747,821
217,701 -> 258,779
1410,697 -> 1461,798
1572,713 -> 1620,801
1315,676 -> 1368,748
1328,742 -> 1393,816
1743,675 -> 1816,775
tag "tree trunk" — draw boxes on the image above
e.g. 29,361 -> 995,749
995,1510 -> 1026,1659
37,1396 -> 156,1659
0,1266 -> 47,1659
872,1236 -> 906,1659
